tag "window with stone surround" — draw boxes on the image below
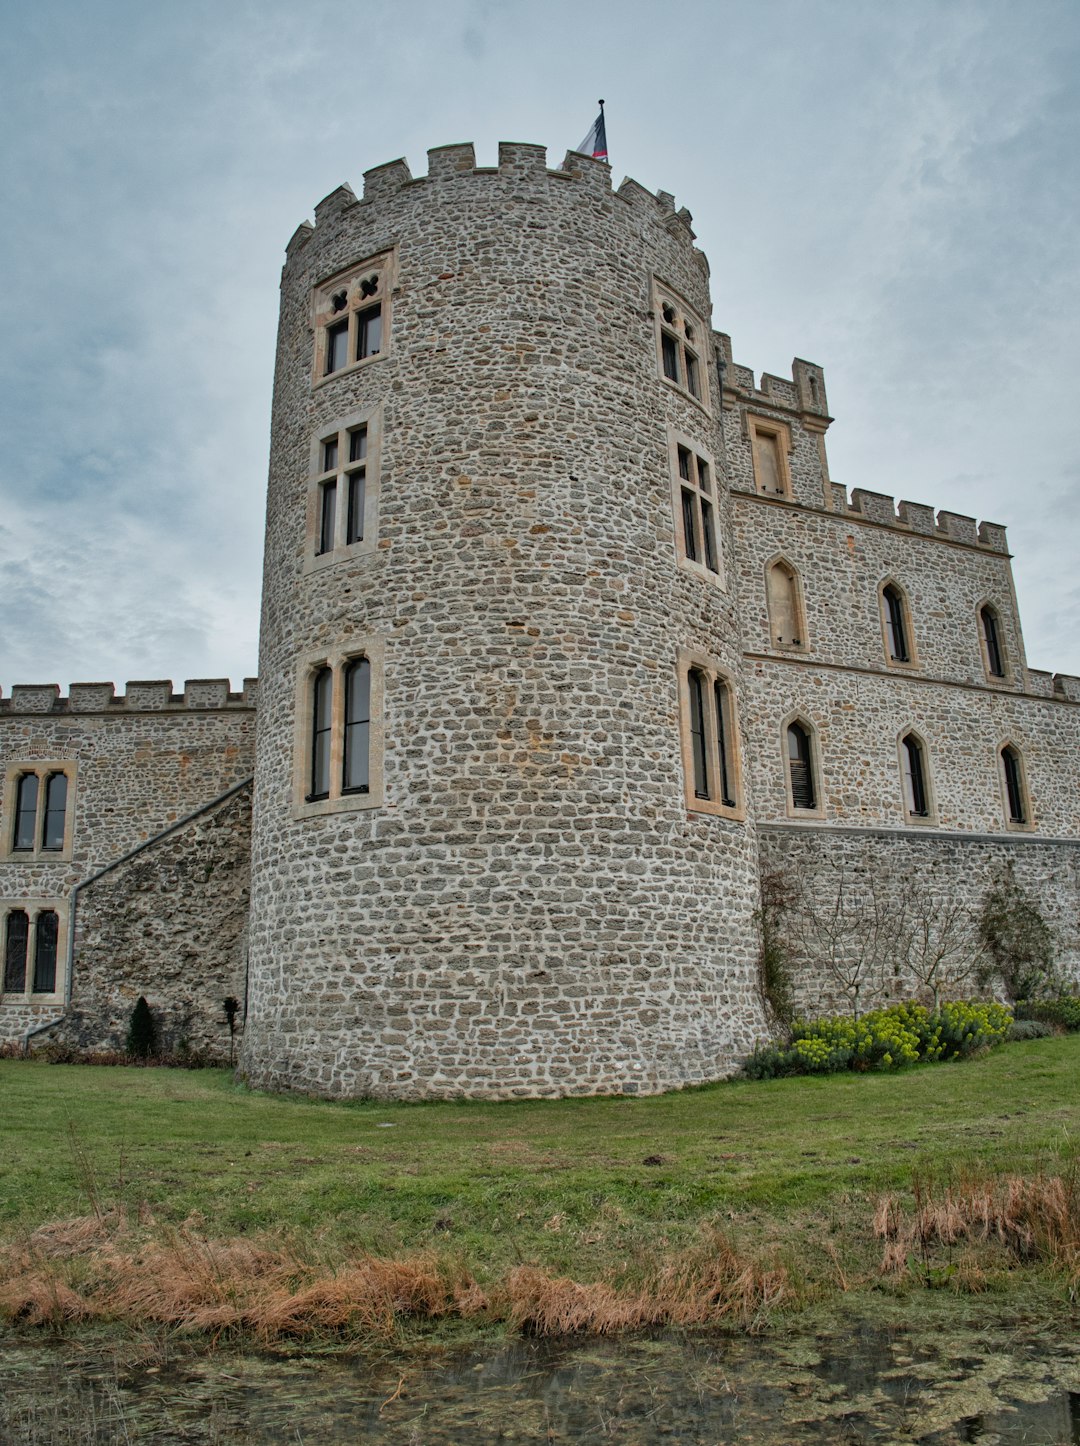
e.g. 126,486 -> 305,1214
748,416 -> 791,498
313,252 -> 392,386
654,282 -> 709,409
879,580 -> 917,668
765,557 -> 806,650
899,731 -> 935,824
677,651 -> 742,818
783,717 -> 822,816
305,406 -> 380,569
999,743 -> 1031,827
979,604 -> 1008,681
2,902 -> 64,1002
670,432 -> 722,584
294,641 -> 384,817
2,763 -> 76,861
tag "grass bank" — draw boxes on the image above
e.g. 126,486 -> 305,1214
1,1037 -> 1078,1341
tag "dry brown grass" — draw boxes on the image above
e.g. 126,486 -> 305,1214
502,1230 -> 787,1335
874,1172 -> 1080,1282
0,1215 -> 785,1341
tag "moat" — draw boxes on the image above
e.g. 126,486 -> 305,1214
4,1316 -> 1079,1443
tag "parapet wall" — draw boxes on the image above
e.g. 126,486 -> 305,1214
0,679 -> 258,714
286,141 -> 702,267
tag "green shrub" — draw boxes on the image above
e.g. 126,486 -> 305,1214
1007,1018 -> 1055,1041
741,1001 -> 1012,1080
126,996 -> 158,1059
1015,996 -> 1080,1032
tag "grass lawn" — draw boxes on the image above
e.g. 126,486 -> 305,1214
2,1034 -> 1078,1293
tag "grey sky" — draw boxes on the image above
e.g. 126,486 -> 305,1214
1,0 -> 1077,691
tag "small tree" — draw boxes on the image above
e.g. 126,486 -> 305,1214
789,864 -> 905,1021
223,995 -> 240,1064
126,996 -> 158,1059
977,864 -> 1057,1001
904,886 -> 989,1009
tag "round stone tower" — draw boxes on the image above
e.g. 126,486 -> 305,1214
242,141 -> 767,1099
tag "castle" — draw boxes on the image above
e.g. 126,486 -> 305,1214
2,142 -> 1077,1097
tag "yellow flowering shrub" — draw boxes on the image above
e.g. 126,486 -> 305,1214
742,1001 -> 1012,1080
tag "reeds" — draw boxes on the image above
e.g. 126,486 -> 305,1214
0,1215 -> 786,1342
874,1171 -> 1080,1283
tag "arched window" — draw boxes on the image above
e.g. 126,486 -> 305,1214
900,733 -> 930,819
32,911 -> 58,994
881,583 -> 912,664
766,560 -> 804,648
3,910 -> 28,993
679,656 -> 741,815
1000,744 -> 1028,824
309,666 -> 333,801
980,605 -> 1006,679
342,657 -> 371,795
786,721 -> 817,811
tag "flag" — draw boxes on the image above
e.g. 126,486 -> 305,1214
576,102 -> 608,162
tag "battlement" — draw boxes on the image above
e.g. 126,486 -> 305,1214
1027,670 -> 1080,702
715,336 -> 832,426
813,485 -> 1009,554
0,678 -> 259,715
286,140 -> 699,261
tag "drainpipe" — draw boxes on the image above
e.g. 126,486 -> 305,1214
20,776 -> 254,1054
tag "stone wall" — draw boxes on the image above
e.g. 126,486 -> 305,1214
758,824 -> 1080,1019
0,683 -> 255,1050
60,787 -> 251,1058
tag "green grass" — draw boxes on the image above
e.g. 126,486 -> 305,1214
2,1034 -> 1078,1288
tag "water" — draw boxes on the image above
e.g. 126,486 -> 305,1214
3,1320 -> 1080,1443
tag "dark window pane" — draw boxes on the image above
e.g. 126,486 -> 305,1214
319,480 -> 337,555
788,724 -> 815,810
714,681 -> 735,807
903,735 -> 928,816
4,910 -> 28,992
348,428 -> 367,463
310,667 -> 333,800
661,331 -> 679,383
342,658 -> 371,794
326,320 -> 349,374
702,502 -> 719,574
685,351 -> 700,398
322,437 -> 339,472
698,459 -> 711,495
688,669 -> 709,799
357,304 -> 382,360
681,489 -> 699,562
32,911 -> 58,993
347,470 -> 366,544
42,772 -> 67,851
884,587 -> 909,662
982,607 -> 1004,676
1003,748 -> 1025,822
677,446 -> 691,481
13,773 -> 38,851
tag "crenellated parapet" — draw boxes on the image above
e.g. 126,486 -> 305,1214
0,678 -> 258,715
816,485 -> 1010,554
1028,671 -> 1080,703
283,140 -> 702,267
715,335 -> 832,431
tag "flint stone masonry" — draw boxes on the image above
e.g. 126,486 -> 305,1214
0,685 -> 254,1053
3,140 -> 1078,1089
759,825 -> 1080,1017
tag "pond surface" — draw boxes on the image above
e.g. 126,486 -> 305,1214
3,1317 -> 1080,1444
